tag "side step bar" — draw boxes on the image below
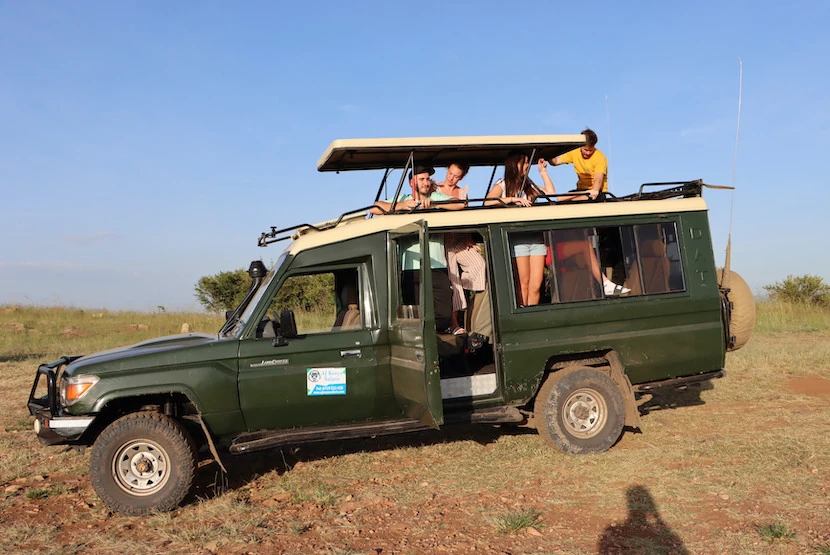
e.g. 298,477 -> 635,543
229,406 -> 526,455
633,370 -> 725,393
444,406 -> 525,425
230,419 -> 430,455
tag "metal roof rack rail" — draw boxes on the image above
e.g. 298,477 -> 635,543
257,181 -> 713,247
617,179 -> 705,201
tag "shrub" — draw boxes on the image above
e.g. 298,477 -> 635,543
764,275 -> 830,307
195,269 -> 251,313
195,270 -> 334,315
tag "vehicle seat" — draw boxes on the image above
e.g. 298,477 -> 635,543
436,333 -> 465,357
555,251 -> 597,302
333,284 -> 361,331
639,239 -> 670,293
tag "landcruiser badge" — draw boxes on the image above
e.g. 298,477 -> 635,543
249,359 -> 288,368
307,367 -> 347,396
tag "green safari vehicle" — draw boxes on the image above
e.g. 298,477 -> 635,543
27,135 -> 755,515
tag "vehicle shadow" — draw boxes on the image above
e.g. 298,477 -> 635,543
637,380 -> 715,417
597,484 -> 689,554
189,423 -> 537,504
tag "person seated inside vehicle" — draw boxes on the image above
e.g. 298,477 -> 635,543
372,165 -> 464,333
538,160 -> 630,297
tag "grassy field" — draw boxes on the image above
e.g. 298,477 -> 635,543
1,302 -> 829,554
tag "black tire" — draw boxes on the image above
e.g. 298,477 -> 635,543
534,367 -> 625,455
90,412 -> 197,516
717,269 -> 755,351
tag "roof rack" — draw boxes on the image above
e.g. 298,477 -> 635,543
257,180 -> 716,247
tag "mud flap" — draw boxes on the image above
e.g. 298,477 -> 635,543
196,414 -> 228,474
605,351 -> 642,430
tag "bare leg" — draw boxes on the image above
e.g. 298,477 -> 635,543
526,255 -> 546,305
514,255 -> 531,305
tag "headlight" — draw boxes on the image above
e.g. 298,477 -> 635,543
60,375 -> 99,406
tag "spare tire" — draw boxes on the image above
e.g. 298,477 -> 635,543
717,269 -> 756,351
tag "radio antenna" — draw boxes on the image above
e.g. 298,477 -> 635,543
722,58 -> 742,287
605,94 -> 612,187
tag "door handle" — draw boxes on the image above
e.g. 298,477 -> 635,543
340,349 -> 362,358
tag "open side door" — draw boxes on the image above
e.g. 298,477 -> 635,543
387,220 -> 444,428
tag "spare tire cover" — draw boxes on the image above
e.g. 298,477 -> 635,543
717,270 -> 756,351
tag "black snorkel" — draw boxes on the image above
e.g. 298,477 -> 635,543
218,260 -> 268,336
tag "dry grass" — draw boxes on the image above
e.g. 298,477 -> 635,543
1,302 -> 829,553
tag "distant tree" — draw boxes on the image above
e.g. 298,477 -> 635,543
764,274 -> 830,307
195,269 -> 334,315
195,269 -> 251,313
273,273 -> 334,312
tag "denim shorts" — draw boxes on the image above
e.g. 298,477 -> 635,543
511,233 -> 546,257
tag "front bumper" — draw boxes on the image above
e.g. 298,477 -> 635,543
28,356 -> 93,445
31,414 -> 95,445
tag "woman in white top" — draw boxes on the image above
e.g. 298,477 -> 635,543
486,151 -> 554,306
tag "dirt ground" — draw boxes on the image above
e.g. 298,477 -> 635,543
2,333 -> 830,554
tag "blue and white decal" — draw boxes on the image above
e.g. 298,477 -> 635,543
307,367 -> 347,396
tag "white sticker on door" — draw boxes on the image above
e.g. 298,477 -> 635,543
307,367 -> 347,396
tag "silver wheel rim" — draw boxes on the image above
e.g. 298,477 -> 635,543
561,387 -> 608,439
112,439 -> 171,496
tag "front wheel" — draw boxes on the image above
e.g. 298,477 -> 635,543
90,412 -> 197,515
534,367 -> 625,455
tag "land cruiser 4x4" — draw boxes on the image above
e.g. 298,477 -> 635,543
28,135 -> 755,515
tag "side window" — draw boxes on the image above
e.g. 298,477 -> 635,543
508,221 -> 686,307
394,235 -> 421,320
634,223 -> 685,294
548,228 -> 603,303
270,268 -> 362,334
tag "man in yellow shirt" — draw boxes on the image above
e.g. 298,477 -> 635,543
549,128 -> 608,201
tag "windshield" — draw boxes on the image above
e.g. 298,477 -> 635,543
223,251 -> 287,338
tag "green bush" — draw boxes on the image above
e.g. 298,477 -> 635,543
273,274 -> 334,312
764,275 -> 830,307
195,270 -> 335,315
195,269 -> 251,313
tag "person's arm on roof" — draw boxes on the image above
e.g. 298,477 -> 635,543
550,149 -> 575,167
587,151 -> 608,200
537,159 -> 556,196
484,182 -> 532,207
585,172 -> 604,200
370,198 -> 419,215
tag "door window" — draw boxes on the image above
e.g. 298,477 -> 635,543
270,268 -> 362,334
394,235 -> 422,321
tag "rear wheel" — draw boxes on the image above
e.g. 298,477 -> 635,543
534,367 -> 625,454
90,412 -> 197,515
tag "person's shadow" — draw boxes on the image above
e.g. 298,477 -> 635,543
598,485 -> 688,554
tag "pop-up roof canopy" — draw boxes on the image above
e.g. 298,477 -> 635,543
317,134 -> 587,172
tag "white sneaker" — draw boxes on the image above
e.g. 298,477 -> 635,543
603,280 -> 631,296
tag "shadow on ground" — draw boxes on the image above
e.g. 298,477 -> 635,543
637,380 -> 715,416
598,484 -> 689,554
0,353 -> 47,363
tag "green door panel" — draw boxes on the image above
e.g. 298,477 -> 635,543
387,221 -> 443,428
238,328 -> 381,431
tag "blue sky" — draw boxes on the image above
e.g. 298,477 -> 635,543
1,1 -> 827,311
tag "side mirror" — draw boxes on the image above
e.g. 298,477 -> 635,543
280,310 -> 298,339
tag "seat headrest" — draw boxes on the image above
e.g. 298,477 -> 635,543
639,239 -> 665,257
